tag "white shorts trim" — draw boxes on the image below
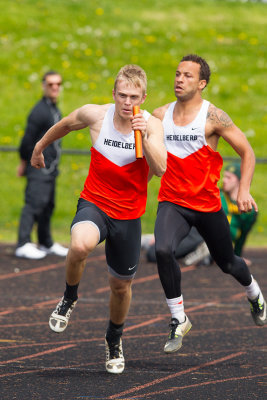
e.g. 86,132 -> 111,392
71,220 -> 101,244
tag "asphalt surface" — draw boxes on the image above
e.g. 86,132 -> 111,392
0,243 -> 266,400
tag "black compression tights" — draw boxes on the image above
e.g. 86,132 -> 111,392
154,202 -> 252,299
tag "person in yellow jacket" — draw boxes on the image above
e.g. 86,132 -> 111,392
221,162 -> 258,265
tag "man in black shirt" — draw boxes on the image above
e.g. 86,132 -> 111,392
16,71 -> 68,259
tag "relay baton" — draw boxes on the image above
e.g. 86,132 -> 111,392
133,105 -> 143,159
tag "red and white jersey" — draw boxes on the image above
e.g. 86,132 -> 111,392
158,100 -> 223,212
80,104 -> 150,219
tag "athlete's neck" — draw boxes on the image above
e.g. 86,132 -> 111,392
173,98 -> 203,127
113,112 -> 132,134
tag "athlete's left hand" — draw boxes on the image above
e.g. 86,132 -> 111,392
237,191 -> 258,213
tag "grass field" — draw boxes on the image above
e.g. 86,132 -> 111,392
0,0 -> 267,246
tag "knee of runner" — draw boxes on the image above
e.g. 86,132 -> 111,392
219,261 -> 234,275
70,241 -> 95,260
155,243 -> 173,262
110,278 -> 132,298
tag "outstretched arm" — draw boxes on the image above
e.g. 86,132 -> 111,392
31,104 -> 106,169
31,108 -> 88,169
207,104 -> 258,213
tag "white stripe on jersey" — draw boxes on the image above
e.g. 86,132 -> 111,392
163,100 -> 210,159
94,104 -> 151,167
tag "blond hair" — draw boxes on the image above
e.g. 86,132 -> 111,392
114,64 -> 147,96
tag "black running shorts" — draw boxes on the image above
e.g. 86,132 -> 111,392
71,198 -> 141,279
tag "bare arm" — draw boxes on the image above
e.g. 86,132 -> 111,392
143,115 -> 167,177
30,108 -> 87,169
131,110 -> 167,177
207,104 -> 258,213
31,104 -> 106,169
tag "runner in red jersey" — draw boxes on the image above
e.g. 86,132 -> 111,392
31,64 -> 167,374
152,54 -> 266,354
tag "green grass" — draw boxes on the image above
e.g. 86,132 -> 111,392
1,0 -> 267,246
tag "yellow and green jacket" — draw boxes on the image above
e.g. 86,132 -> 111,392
220,190 -> 258,256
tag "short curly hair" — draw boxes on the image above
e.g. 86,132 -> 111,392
180,54 -> 210,86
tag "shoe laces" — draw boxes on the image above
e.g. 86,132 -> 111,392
168,318 -> 179,339
56,298 -> 75,316
106,340 -> 123,360
250,297 -> 263,314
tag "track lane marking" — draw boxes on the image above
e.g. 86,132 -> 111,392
127,373 -> 267,399
107,351 -> 245,399
0,344 -> 76,365
0,254 -> 106,281
0,265 -> 197,315
1,323 -> 264,352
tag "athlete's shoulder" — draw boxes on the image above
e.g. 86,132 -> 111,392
147,113 -> 163,131
79,103 -> 111,115
77,103 -> 112,125
152,103 -> 172,121
206,103 -> 234,129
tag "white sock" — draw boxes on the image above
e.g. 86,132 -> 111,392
245,276 -> 264,302
166,295 -> 185,323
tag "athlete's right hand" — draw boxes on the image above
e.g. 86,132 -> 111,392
31,147 -> 45,169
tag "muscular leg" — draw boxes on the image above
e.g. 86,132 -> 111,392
196,208 -> 266,326
104,218 -> 140,373
104,216 -> 141,322
105,217 -> 141,326
66,222 -> 100,286
196,209 -> 252,286
49,222 -> 100,333
155,202 -> 191,298
109,276 -> 133,325
105,276 -> 131,374
155,203 -> 193,352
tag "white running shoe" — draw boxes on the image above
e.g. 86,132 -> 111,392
164,315 -> 192,353
49,297 -> 77,333
15,243 -> 46,260
105,338 -> 125,374
39,243 -> 68,257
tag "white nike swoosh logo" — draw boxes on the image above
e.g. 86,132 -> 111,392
128,265 -> 137,271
